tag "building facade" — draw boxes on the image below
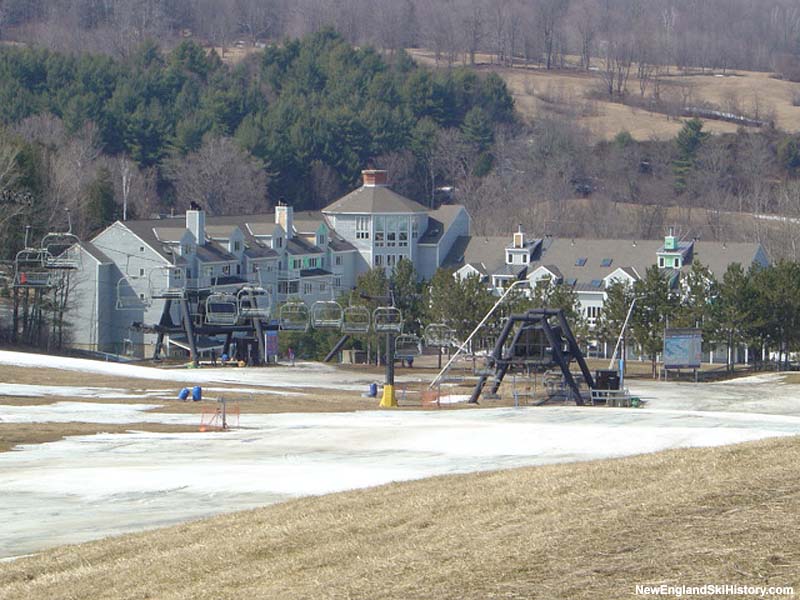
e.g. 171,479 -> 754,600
67,170 -> 470,356
445,227 -> 769,362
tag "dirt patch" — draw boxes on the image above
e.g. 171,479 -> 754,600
0,422 -> 197,453
2,436 -> 799,599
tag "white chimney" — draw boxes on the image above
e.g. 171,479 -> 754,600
276,202 -> 294,240
186,209 -> 205,244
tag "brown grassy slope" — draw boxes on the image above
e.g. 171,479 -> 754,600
408,49 -> 800,141
2,436 -> 799,600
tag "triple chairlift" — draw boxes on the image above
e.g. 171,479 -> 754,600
205,291 -> 240,326
14,215 -> 82,288
237,286 -> 272,320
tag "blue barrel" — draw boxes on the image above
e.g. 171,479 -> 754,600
192,386 -> 202,401
368,383 -> 378,398
178,387 -> 190,401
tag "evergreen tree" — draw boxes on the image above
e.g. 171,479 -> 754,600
673,118 -> 709,193
84,166 -> 117,234
632,266 -> 679,377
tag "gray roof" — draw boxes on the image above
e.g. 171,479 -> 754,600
443,236 -> 509,276
300,268 -> 332,277
419,205 -> 465,244
196,241 -> 236,263
445,235 -> 766,286
292,211 -> 327,233
75,241 -> 112,265
286,237 -> 323,256
328,236 -> 356,252
323,185 -> 428,214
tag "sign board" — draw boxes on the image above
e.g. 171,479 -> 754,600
663,328 -> 702,369
265,330 -> 279,362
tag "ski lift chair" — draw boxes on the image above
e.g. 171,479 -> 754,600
310,300 -> 344,329
237,286 -> 271,319
116,277 -> 151,310
148,266 -> 187,299
424,323 -> 454,347
342,305 -> 371,334
373,306 -> 403,333
205,292 -> 239,326
395,334 -> 422,357
13,248 -> 52,287
279,301 -> 310,331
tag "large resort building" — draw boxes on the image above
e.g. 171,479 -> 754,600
66,169 -> 768,361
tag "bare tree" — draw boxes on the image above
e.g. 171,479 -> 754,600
166,136 -> 270,215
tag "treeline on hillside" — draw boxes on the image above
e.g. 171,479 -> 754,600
3,0 -> 800,76
448,117 -> 800,262
0,31 -> 514,256
278,258 -> 800,377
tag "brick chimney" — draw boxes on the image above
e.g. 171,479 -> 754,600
362,169 -> 388,187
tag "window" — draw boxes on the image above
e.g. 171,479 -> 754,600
374,216 -> 384,246
659,257 -> 665,268
278,281 -> 288,294
399,219 -> 408,247
412,219 -> 419,239
600,258 -> 613,267
139,293 -> 146,300
234,241 -> 241,252
522,254 -> 528,263
182,244 -> 192,255
674,257 -> 681,268
139,246 -> 145,253
508,253 -> 513,263
276,238 -> 283,248
222,265 -> 231,275
173,269 -> 182,280
374,255 -> 383,266
387,255 -> 396,267
317,234 -> 325,246
292,258 -> 301,270
252,264 -> 258,273
139,268 -> 145,277
320,283 -> 327,293
356,216 -> 370,240
335,255 -> 342,266
575,257 -> 587,266
236,264 -> 241,275
205,267 -> 213,277
308,257 -> 317,268
586,306 -> 601,320
334,277 -> 341,288
303,283 -> 312,295
386,216 -> 398,247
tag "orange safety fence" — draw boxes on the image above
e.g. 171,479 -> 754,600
199,402 -> 240,432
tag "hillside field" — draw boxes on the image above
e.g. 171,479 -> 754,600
408,49 -> 800,141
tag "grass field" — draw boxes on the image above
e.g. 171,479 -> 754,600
408,49 -> 800,141
1,435 -> 798,599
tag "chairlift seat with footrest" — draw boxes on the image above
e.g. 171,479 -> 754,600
310,300 -> 344,329
342,305 -> 371,333
373,306 -> 403,333
205,292 -> 239,326
279,301 -> 310,331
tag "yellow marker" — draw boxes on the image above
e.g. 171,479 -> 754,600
379,384 -> 397,408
